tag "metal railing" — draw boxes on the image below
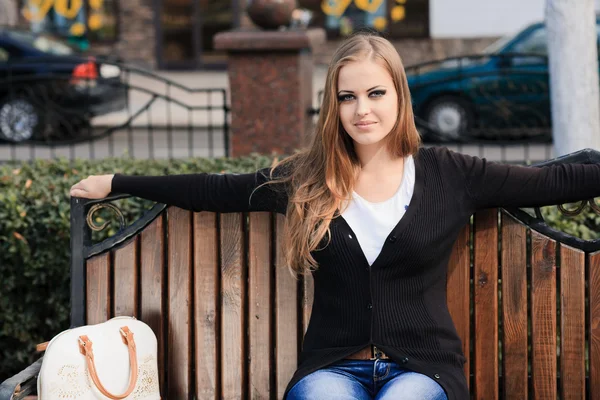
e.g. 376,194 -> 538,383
1,52 -> 559,165
0,57 -> 229,163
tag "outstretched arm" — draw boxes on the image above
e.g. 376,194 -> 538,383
71,167 -> 288,214
437,147 -> 600,211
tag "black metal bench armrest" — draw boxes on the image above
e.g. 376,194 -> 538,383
0,357 -> 43,400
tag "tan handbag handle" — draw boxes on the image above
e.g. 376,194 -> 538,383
36,341 -> 49,352
78,326 -> 138,399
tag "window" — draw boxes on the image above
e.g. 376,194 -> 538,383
513,24 -> 600,56
512,28 -> 547,55
507,23 -> 600,66
19,0 -> 119,44
313,0 -> 429,39
86,0 -> 118,42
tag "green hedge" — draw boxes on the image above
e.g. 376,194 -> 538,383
0,155 -> 277,382
1,156 -> 599,382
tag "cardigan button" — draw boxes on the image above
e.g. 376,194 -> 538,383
401,357 -> 409,364
389,236 -> 397,243
434,374 -> 440,379
367,303 -> 373,310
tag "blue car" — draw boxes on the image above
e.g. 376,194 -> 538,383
0,28 -> 127,143
407,17 -> 600,142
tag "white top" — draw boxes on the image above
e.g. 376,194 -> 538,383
341,155 -> 415,266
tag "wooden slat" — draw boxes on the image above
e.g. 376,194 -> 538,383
473,209 -> 498,399
167,207 -> 192,399
501,214 -> 528,399
140,215 -> 166,397
531,231 -> 556,400
589,251 -> 600,400
248,212 -> 272,399
446,223 -> 471,381
275,213 -> 298,399
86,253 -> 111,325
194,212 -> 219,399
560,245 -> 585,400
220,212 -> 245,399
113,237 -> 138,317
302,274 -> 314,336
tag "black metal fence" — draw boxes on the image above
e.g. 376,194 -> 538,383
0,52 -> 559,165
0,56 -> 229,163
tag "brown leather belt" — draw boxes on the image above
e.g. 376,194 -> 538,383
345,345 -> 390,360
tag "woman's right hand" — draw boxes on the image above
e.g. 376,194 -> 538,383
70,174 -> 115,199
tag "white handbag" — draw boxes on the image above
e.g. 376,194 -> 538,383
37,316 -> 161,399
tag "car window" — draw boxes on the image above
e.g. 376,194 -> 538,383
507,23 -> 600,66
507,27 -> 549,66
512,23 -> 600,65
513,27 -> 547,55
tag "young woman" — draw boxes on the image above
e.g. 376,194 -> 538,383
70,32 -> 600,400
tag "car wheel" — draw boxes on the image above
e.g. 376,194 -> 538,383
423,96 -> 474,142
0,97 -> 42,143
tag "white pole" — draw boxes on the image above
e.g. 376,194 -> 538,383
546,0 -> 600,155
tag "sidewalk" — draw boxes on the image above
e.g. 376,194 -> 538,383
92,66 -> 328,127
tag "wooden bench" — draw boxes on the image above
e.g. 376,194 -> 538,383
2,149 -> 600,400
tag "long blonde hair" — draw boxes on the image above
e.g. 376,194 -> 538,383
264,32 -> 421,276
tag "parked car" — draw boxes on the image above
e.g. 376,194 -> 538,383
407,17 -> 600,142
0,28 -> 127,143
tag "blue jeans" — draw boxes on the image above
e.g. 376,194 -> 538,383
286,359 -> 448,400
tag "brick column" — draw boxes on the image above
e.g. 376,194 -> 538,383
214,28 -> 325,157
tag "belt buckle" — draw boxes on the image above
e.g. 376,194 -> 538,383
371,345 -> 384,360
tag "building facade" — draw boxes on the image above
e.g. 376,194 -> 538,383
14,0 -> 573,69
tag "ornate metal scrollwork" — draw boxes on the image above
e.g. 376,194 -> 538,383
588,198 -> 600,214
553,199 -> 600,217
86,203 -> 126,232
502,148 -> 600,253
557,200 -> 588,216
533,198 -> 600,221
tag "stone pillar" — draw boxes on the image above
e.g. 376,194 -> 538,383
214,28 -> 325,157
88,0 -> 156,68
114,0 -> 156,68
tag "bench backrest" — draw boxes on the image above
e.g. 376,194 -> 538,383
71,199 -> 600,399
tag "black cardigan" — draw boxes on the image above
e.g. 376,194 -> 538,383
112,146 -> 600,400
